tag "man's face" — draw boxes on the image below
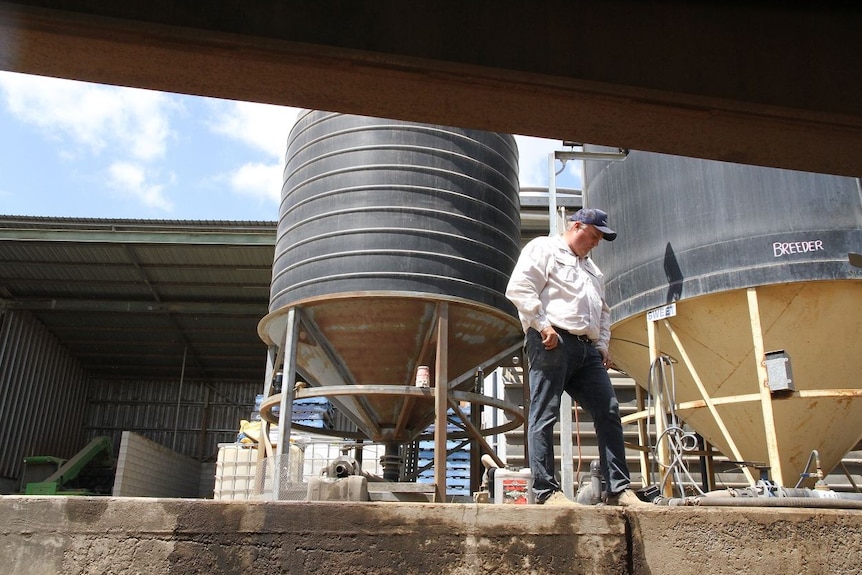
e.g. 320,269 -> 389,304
571,223 -> 603,256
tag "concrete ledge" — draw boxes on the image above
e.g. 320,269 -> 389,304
630,506 -> 862,574
1,496 -> 861,574
0,496 -> 627,574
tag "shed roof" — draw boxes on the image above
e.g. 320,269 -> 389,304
0,196 -> 570,382
0,216 -> 276,381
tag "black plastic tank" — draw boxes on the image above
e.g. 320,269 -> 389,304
586,150 -> 862,321
269,110 -> 521,314
584,148 -> 862,487
258,111 -> 524,443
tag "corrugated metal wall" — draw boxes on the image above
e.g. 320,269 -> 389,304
85,378 -> 260,462
0,310 -> 89,484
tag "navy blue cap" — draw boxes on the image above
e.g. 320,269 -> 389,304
570,208 -> 617,241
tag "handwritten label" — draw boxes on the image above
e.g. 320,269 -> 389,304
773,239 -> 824,257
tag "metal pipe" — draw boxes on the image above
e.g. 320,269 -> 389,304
171,345 -> 187,451
470,368 -> 483,494
555,149 -> 629,162
656,485 -> 862,509
434,302 -> 449,502
589,460 -> 603,505
779,487 -> 862,500
794,449 -> 824,487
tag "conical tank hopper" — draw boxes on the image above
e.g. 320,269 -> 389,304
611,281 -> 862,487
259,111 -> 524,443
259,294 -> 522,442
586,149 -> 862,487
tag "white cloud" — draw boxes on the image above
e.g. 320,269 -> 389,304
0,71 -> 180,215
229,161 -> 282,204
0,71 -> 176,162
204,100 -> 298,206
207,100 -> 299,159
107,161 -> 174,212
514,135 -> 583,190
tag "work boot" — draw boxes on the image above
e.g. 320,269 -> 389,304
605,489 -> 650,507
540,491 -> 580,506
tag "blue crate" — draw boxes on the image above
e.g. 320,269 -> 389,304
295,397 -> 331,406
293,419 -> 332,429
418,440 -> 469,451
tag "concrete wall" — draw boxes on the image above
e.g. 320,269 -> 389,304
113,432 -> 201,498
2,496 -> 861,575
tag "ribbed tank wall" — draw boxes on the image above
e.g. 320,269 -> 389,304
586,150 -> 862,322
270,111 -> 521,315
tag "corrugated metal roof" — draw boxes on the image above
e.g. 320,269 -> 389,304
0,194 -> 572,382
0,216 -> 276,381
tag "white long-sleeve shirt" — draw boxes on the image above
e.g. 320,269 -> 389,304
505,235 -> 612,353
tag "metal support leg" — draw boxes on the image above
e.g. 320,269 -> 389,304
434,302 -> 449,502
520,351 -> 530,471
560,393 -> 575,498
647,314 -> 672,497
273,307 -> 300,500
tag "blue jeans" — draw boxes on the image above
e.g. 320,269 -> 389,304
525,327 -> 632,502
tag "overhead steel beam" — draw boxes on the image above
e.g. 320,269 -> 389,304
0,1 -> 860,176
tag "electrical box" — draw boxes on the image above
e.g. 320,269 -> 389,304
764,350 -> 794,393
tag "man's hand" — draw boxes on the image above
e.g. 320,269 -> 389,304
540,326 -> 559,350
600,348 -> 613,369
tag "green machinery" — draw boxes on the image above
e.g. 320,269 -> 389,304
22,436 -> 116,495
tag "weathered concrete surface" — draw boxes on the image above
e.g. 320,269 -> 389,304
629,506 -> 862,575
0,496 -> 627,574
2,496 -> 861,574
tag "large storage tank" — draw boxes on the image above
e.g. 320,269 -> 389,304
259,111 -> 523,443
586,149 -> 862,487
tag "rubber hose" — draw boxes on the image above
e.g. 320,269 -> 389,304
778,488 -> 862,501
695,497 -> 862,509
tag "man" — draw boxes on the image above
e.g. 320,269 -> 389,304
505,208 -> 646,506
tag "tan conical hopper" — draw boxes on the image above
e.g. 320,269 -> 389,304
612,280 -> 862,488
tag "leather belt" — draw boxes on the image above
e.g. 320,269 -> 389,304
552,326 -> 594,345
575,334 -> 594,345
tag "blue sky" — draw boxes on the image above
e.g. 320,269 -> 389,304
0,71 -> 583,222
